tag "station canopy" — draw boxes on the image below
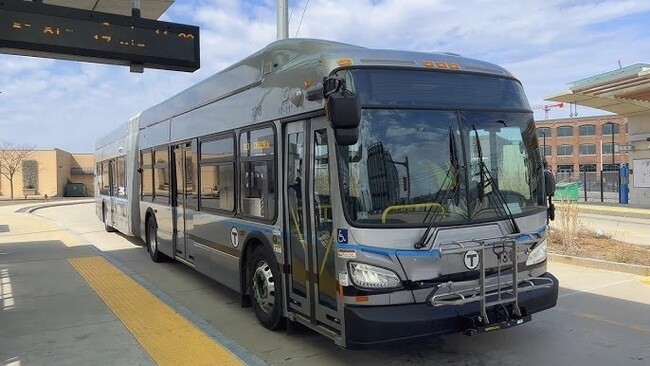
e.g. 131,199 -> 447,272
44,0 -> 173,20
546,63 -> 650,116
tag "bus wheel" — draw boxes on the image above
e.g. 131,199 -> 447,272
249,246 -> 284,330
103,205 -> 116,232
146,218 -> 167,263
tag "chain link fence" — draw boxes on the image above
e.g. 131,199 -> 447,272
554,170 -> 620,203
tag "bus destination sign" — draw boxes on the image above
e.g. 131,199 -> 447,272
0,0 -> 200,72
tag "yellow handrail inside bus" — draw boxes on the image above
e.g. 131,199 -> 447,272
381,203 -> 445,223
319,230 -> 334,278
290,208 -> 303,242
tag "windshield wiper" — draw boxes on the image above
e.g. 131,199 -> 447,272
415,126 -> 461,249
471,125 -> 520,233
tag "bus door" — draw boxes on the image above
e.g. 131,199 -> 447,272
172,142 -> 196,262
284,119 -> 340,331
106,159 -> 116,227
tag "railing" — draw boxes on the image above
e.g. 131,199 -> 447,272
381,202 -> 445,223
555,170 -> 622,203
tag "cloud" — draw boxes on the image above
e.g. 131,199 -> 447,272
0,0 -> 648,150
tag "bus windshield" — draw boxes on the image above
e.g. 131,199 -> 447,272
336,69 -> 545,227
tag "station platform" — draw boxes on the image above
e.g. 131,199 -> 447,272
0,202 -> 264,366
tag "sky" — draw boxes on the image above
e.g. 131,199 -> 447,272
1,0 -> 650,153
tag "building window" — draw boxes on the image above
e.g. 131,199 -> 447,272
240,127 -> 276,219
579,164 -> 596,172
602,142 -> 619,155
579,144 -> 596,155
557,145 -> 573,156
537,127 -> 551,138
602,123 -> 619,135
539,145 -> 551,157
557,126 -> 573,137
557,164 -> 574,173
602,164 -> 619,171
579,124 -> 596,136
200,136 -> 235,212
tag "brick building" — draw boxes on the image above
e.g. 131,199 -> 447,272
534,115 -> 627,174
0,149 -> 94,199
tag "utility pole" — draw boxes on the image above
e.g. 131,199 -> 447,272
277,0 -> 289,40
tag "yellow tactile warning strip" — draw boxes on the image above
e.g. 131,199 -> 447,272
68,256 -> 243,366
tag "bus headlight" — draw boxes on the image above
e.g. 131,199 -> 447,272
348,262 -> 402,289
526,240 -> 548,266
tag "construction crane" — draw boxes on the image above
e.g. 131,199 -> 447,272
532,102 -> 564,119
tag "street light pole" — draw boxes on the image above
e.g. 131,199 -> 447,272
542,131 -> 546,161
611,124 -> 615,169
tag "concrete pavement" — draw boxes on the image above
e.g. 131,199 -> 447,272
0,203 -> 154,365
0,202 -> 257,366
1,200 -> 649,365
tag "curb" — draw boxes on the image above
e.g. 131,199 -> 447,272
577,207 -> 650,220
14,199 -> 94,214
549,253 -> 650,276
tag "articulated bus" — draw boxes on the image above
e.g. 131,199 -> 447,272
95,38 -> 558,348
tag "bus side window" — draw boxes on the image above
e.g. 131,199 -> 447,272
239,127 -> 276,219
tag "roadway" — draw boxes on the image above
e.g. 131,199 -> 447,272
551,211 -> 650,246
3,202 -> 649,365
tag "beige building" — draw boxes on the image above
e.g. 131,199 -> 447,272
0,149 -> 94,199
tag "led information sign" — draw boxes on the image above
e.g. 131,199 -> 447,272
0,0 -> 200,72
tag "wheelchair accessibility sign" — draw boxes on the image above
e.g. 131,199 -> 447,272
337,229 -> 348,244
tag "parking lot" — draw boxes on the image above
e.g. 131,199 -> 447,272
1,202 -> 648,365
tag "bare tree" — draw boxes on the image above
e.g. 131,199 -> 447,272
0,140 -> 36,199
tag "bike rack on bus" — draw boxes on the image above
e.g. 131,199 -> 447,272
427,234 -> 554,325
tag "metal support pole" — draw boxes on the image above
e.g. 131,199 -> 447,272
583,170 -> 587,202
277,0 -> 289,40
132,0 -> 141,18
542,132 -> 546,162
128,0 -> 144,73
600,171 -> 604,202
611,124 -> 615,169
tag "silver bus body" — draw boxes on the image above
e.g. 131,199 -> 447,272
95,38 -> 558,348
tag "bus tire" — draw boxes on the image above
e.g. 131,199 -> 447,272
249,245 -> 284,330
103,205 -> 116,232
146,217 -> 167,263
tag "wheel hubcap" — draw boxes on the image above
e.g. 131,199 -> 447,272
252,261 -> 275,314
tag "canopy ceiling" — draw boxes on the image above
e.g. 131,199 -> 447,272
546,63 -> 650,116
43,0 -> 173,20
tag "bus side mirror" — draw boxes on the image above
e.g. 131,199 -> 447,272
327,90 -> 360,146
544,169 -> 556,196
323,76 -> 360,146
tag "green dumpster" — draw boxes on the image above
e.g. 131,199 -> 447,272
554,182 -> 579,201
65,183 -> 87,197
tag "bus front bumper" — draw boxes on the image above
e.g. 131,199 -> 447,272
343,272 -> 558,348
